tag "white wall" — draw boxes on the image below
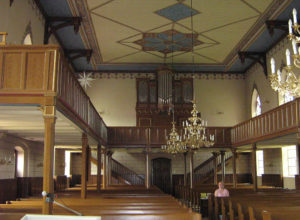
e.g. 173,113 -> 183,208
194,77 -> 247,126
87,79 -> 137,126
0,0 -> 57,45
0,134 -> 44,179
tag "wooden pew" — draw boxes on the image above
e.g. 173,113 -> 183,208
0,185 -> 202,220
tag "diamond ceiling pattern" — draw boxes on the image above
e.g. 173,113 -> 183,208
83,0 -> 274,66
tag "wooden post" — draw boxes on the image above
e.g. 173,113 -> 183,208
87,145 -> 91,183
190,152 -> 194,189
97,144 -> 102,192
212,152 -> 218,184
297,134 -> 300,174
42,106 -> 56,215
107,151 -> 112,186
102,149 -> 107,189
252,143 -> 257,192
184,152 -> 187,186
232,149 -> 237,188
81,133 -> 88,199
220,151 -> 225,183
145,150 -> 150,189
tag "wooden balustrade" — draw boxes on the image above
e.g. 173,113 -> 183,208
111,159 -> 145,185
108,126 -> 231,147
231,98 -> 300,146
0,45 -> 107,144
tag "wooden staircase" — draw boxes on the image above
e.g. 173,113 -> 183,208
188,152 -> 233,185
90,154 -> 144,185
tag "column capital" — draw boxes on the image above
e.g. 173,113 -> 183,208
252,142 -> 257,150
144,146 -> 151,154
43,105 -> 56,119
212,152 -> 219,157
231,148 -> 237,154
220,150 -> 226,155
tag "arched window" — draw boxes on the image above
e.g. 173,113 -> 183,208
14,146 -> 25,177
251,88 -> 262,117
23,33 -> 32,45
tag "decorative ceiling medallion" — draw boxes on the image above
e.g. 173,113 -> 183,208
134,29 -> 203,55
155,3 -> 199,22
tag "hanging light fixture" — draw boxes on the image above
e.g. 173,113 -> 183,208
269,8 -> 300,97
181,0 -> 214,150
161,110 -> 187,154
182,101 -> 215,150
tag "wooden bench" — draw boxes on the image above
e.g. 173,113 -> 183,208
0,185 -> 202,220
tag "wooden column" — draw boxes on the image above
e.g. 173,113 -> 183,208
107,151 -> 112,186
212,152 -> 218,184
183,152 -> 187,186
145,149 -> 150,189
87,145 -> 91,182
297,135 -> 300,173
220,151 -> 225,183
81,133 -> 88,199
42,106 -> 56,215
232,149 -> 237,188
189,152 -> 194,189
102,149 -> 107,189
97,144 -> 102,192
252,143 -> 258,192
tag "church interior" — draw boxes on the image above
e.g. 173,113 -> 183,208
1,0 -> 300,219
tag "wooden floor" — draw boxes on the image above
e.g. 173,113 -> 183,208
0,185 -> 201,220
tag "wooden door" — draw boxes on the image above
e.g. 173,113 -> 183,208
152,158 -> 172,194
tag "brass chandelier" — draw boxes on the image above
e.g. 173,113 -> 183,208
269,8 -> 300,97
182,101 -> 215,150
161,110 -> 187,154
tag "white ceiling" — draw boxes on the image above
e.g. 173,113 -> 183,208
0,105 -> 98,147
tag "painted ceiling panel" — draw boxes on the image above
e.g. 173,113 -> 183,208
83,0 -> 274,66
198,17 -> 258,62
114,51 -> 166,64
89,0 -> 175,32
87,0 -> 113,10
244,0 -> 274,13
35,0 -> 298,72
178,0 -> 260,33
172,52 -> 218,64
91,14 -> 140,62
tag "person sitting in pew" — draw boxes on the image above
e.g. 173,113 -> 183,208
214,181 -> 229,197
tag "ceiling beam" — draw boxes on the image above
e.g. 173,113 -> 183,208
238,52 -> 267,77
65,49 -> 93,63
44,16 -> 82,44
265,20 -> 288,36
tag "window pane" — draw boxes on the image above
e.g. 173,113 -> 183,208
289,167 -> 297,175
288,149 -> 296,158
288,159 -> 296,166
258,161 -> 264,168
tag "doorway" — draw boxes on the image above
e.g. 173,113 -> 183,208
152,158 -> 171,194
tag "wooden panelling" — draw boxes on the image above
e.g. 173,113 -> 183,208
0,179 -> 17,204
17,177 -> 43,198
54,175 -> 67,192
0,46 -> 58,93
70,174 -> 81,187
231,99 -> 299,146
262,174 -> 283,187
25,52 -> 46,90
108,126 -> 231,147
295,175 -> 300,190
0,45 -> 107,144
1,52 -> 23,89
